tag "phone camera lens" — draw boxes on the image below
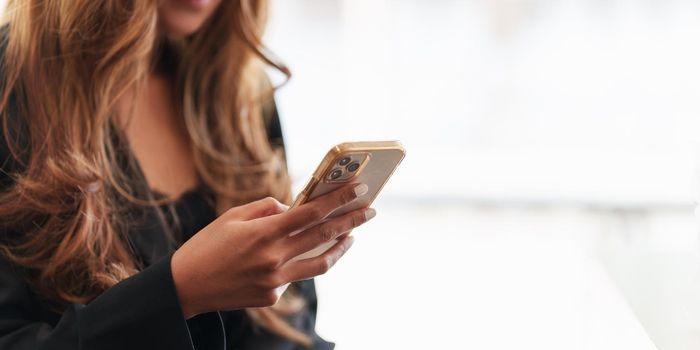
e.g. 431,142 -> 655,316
339,157 -> 351,166
329,169 -> 343,180
346,162 -> 360,172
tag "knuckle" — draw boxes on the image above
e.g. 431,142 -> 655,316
319,224 -> 335,242
221,217 -> 244,233
262,252 -> 282,271
318,256 -> 333,274
341,241 -> 351,255
262,196 -> 280,208
262,274 -> 284,289
350,212 -> 363,228
223,206 -> 238,218
308,206 -> 326,222
339,189 -> 355,205
260,290 -> 279,307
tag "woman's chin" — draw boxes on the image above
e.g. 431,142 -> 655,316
158,0 -> 222,36
159,16 -> 207,37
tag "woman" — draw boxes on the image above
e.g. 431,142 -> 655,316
0,0 -> 375,349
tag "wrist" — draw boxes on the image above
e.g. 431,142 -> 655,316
171,250 -> 203,319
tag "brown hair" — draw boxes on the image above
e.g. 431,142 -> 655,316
0,0 -> 311,346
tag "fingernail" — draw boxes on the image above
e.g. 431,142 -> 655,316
354,183 -> 369,197
364,208 -> 376,221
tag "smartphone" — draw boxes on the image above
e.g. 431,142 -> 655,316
290,140 -> 406,261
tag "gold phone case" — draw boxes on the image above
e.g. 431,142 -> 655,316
290,141 -> 406,260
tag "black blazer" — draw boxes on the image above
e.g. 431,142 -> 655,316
0,51 -> 334,350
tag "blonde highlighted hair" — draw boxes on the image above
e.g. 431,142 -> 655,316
0,0 -> 311,346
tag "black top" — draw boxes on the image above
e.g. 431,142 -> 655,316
0,59 -> 334,350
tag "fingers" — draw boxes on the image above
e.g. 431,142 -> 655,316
267,183 -> 369,236
283,207 -> 375,261
282,235 -> 355,282
223,197 -> 288,221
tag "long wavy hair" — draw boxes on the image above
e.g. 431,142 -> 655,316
0,0 -> 312,346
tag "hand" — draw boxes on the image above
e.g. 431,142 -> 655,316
171,183 -> 375,319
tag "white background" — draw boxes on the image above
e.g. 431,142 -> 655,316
266,1 -> 700,349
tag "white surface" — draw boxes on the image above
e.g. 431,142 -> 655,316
312,202 -> 657,349
264,0 -> 700,349
599,209 -> 700,350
